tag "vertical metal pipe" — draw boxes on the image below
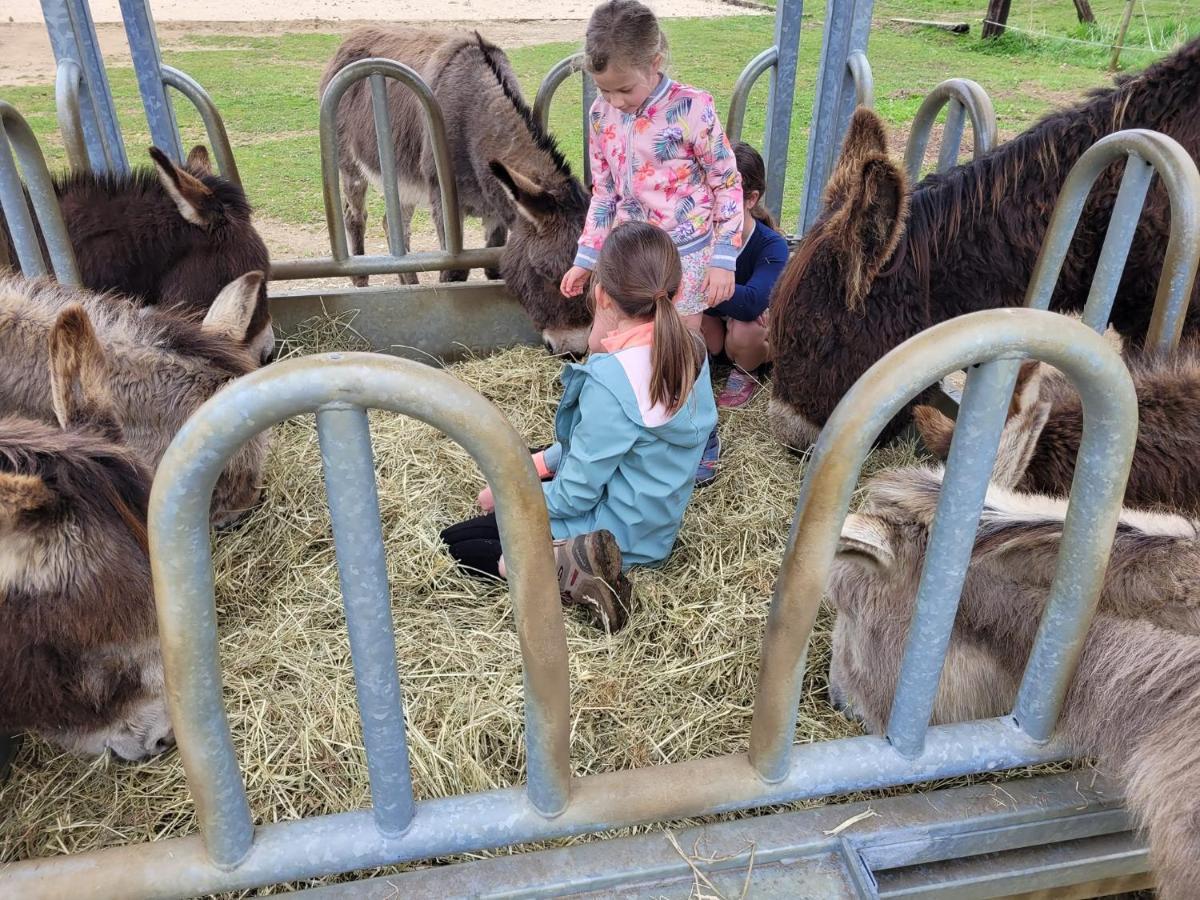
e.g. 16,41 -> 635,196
54,60 -> 90,172
764,0 -> 804,224
726,47 -> 779,146
1,102 -> 82,285
532,53 -> 583,131
885,359 -> 1020,758
581,71 -> 597,192
119,0 -> 185,162
847,50 -> 874,109
369,74 -> 409,259
40,0 -> 128,172
316,403 -> 415,837
936,99 -> 967,174
1080,154 -> 1153,333
0,120 -> 48,277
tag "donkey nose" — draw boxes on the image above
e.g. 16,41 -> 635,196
151,732 -> 176,755
543,339 -> 557,355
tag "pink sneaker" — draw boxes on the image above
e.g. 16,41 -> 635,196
718,368 -> 760,408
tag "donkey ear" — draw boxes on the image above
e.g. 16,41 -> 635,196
821,108 -> 891,213
186,144 -> 214,178
489,160 -> 558,224
1009,359 -> 1046,419
149,146 -> 214,227
913,405 -> 955,460
49,305 -> 122,440
823,156 -> 909,310
837,513 -> 894,570
0,473 -> 54,525
202,271 -> 265,343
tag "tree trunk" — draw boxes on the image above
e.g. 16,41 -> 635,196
982,0 -> 1012,39
1072,0 -> 1096,25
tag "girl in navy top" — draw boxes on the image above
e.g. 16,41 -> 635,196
701,142 -> 789,408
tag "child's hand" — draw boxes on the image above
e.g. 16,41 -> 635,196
703,268 -> 735,307
560,266 -> 590,298
477,485 -> 495,512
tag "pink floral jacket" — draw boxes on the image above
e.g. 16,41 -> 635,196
574,77 -> 744,272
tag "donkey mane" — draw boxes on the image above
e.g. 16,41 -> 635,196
53,165 -> 252,220
471,32 -> 574,178
904,38 -> 1200,296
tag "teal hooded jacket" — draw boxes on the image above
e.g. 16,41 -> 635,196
541,347 -> 717,568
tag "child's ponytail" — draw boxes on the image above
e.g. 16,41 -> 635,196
595,223 -> 702,414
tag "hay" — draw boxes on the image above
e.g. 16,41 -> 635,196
0,315 -> 1070,891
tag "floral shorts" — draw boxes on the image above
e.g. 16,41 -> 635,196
674,241 -> 716,317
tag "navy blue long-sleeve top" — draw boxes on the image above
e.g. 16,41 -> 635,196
705,219 -> 789,322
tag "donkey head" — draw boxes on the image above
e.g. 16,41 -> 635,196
912,359 -> 1052,488
0,307 -> 172,761
149,145 -> 240,230
769,108 -> 915,450
489,159 -> 592,356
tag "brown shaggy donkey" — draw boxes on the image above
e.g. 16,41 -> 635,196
1,146 -> 273,363
0,272 -> 269,528
913,349 -> 1200,515
827,466 -> 1200,896
1,307 -> 172,760
321,28 -> 592,354
770,36 -> 1200,450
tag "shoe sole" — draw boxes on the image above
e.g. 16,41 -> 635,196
564,531 -> 630,633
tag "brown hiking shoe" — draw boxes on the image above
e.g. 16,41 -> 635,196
554,530 -> 632,633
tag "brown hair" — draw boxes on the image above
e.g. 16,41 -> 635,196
594,222 -> 701,413
733,141 -> 778,229
584,0 -> 669,75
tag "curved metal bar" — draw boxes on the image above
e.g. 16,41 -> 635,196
1024,129 -> 1200,360
161,64 -> 242,188
902,78 -> 998,182
319,59 -> 463,262
148,353 -> 570,866
748,308 -> 1138,782
54,60 -> 89,172
847,50 -> 873,109
726,46 -> 778,145
0,101 -> 81,285
532,52 -> 583,131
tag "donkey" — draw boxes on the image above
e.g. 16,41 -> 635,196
770,36 -> 1200,450
0,272 -> 269,528
913,349 -> 1200,515
827,466 -> 1200,896
321,28 -> 592,354
1,146 -> 273,363
2,306 -> 172,761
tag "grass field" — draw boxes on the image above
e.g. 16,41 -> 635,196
1,2 -> 1195,241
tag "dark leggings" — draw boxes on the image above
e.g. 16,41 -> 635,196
441,513 -> 503,579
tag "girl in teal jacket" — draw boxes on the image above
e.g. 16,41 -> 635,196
443,223 -> 717,633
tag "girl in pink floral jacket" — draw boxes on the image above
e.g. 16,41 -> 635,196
560,0 -> 744,327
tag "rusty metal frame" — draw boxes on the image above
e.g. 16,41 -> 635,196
903,78 -> 998,181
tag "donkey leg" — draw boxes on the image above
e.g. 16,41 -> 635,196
397,202 -> 419,286
483,215 -> 507,281
430,189 -> 468,284
342,167 -> 369,288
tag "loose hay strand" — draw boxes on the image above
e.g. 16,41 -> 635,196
0,315 -> 1075,892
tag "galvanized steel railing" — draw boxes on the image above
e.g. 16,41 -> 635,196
269,58 -> 500,282
0,308 -> 1139,899
0,102 -> 80,284
902,78 -> 998,181
531,51 -> 596,191
160,65 -> 241,187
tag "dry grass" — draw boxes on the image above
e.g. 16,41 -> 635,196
0,316 -> 1072,892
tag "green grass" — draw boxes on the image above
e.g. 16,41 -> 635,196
1,10 -> 1193,233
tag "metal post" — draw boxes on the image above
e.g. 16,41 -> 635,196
747,309 -> 1137,783
763,0 -> 805,222
40,0 -> 129,173
161,65 -> 242,187
1080,155 -> 1153,333
902,79 -> 998,182
119,0 -> 185,162
532,53 -> 583,130
368,74 -> 409,259
54,60 -> 90,171
316,403 -> 415,837
726,47 -> 778,146
581,72 -> 597,192
1023,130 -> 1200,359
885,358 -> 1020,758
0,102 -> 82,285
797,0 -> 874,234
